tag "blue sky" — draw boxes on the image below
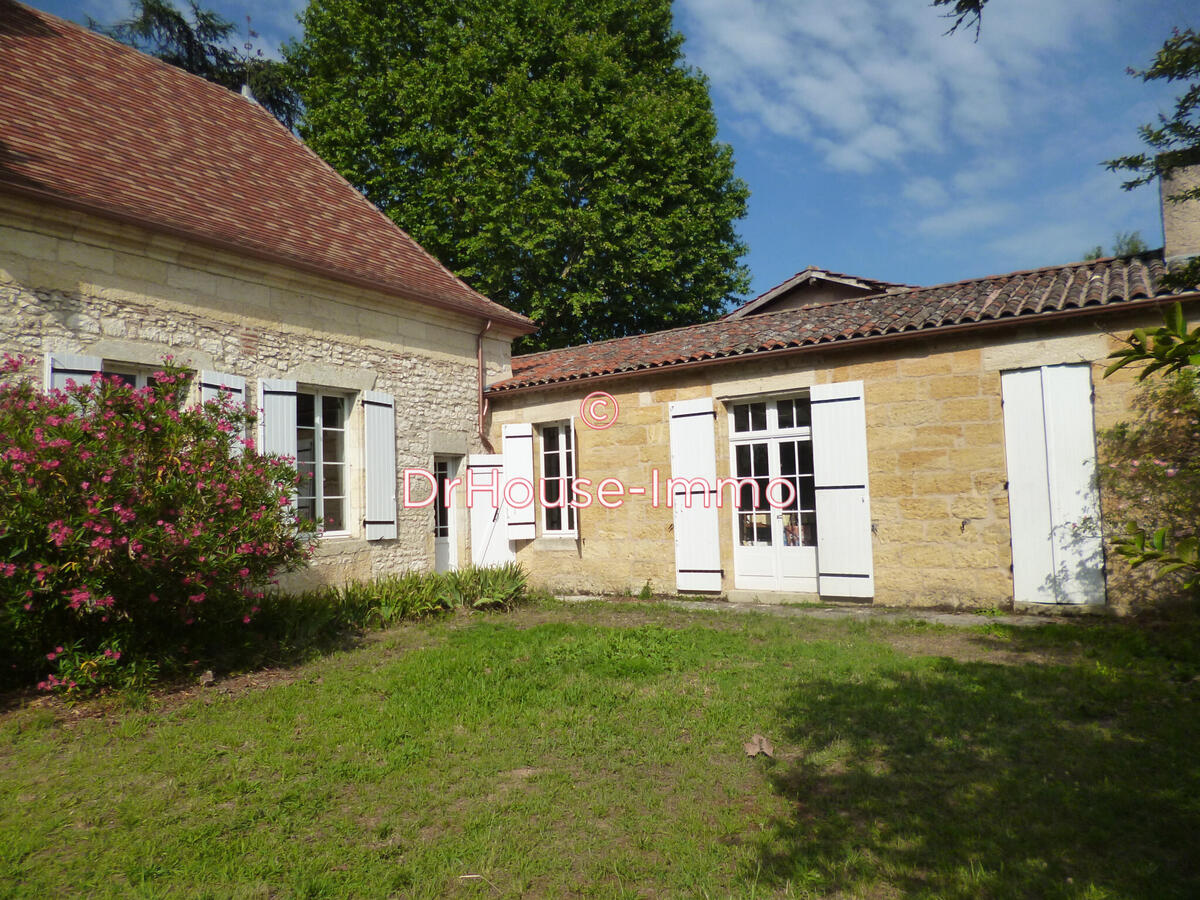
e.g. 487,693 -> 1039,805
32,0 -> 1195,300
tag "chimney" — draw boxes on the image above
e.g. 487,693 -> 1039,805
240,83 -> 257,104
1161,165 -> 1200,265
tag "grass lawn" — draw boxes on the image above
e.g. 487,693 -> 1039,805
2,600 -> 1199,898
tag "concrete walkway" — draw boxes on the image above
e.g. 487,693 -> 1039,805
558,595 -> 1077,628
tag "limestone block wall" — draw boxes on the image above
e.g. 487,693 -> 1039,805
0,195 -> 518,587
489,312 -> 1172,609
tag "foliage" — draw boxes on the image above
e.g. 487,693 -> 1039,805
91,0 -> 302,130
1105,301 -> 1200,381
0,356 -> 313,694
251,564 -> 531,660
286,0 -> 750,351
1104,27 -> 1200,291
1083,230 -> 1150,261
1098,367 -> 1200,599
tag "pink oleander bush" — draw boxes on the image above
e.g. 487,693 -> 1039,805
0,355 -> 315,693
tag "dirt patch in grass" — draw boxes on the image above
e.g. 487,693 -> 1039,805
879,629 -> 1081,667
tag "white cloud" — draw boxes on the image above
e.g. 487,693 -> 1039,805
676,0 -> 1117,172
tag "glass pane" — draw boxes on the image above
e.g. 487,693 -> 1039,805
750,403 -> 767,431
296,496 -> 316,524
737,479 -> 758,512
323,429 -> 344,464
564,426 -> 572,451
740,513 -> 773,546
800,477 -> 815,510
799,441 -> 814,474
322,462 -> 343,497
755,477 -> 770,510
544,427 -> 559,452
735,444 -> 751,477
544,478 -> 561,505
778,401 -> 794,429
567,502 -> 576,531
733,405 -> 749,433
752,443 -> 768,475
322,395 -> 344,429
801,512 -> 818,546
547,506 -> 562,532
298,461 -> 316,487
324,497 -> 345,531
795,400 -> 812,427
297,393 -> 315,428
782,512 -> 800,546
544,450 -> 560,479
781,477 -> 799,510
297,428 -> 316,463
780,441 -> 797,477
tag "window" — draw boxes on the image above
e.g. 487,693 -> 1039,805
297,391 -> 347,533
730,396 -> 817,548
540,422 -> 576,534
433,458 -> 452,540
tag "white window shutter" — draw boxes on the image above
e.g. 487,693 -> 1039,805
502,423 -> 536,540
200,371 -> 247,454
668,397 -> 722,592
468,454 -> 515,565
363,390 -> 398,541
199,371 -> 246,405
44,352 -> 101,391
258,379 -> 297,459
810,380 -> 874,598
1001,365 -> 1105,605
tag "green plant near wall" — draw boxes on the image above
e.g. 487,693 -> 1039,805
1101,303 -> 1200,599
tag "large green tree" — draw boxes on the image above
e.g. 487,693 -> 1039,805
286,0 -> 750,351
93,0 -> 301,130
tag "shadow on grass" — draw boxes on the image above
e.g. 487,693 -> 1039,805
751,656 -> 1200,898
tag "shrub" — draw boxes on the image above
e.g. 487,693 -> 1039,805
0,355 -> 314,693
1098,368 -> 1200,601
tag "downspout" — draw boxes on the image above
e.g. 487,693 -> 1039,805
477,320 -> 494,452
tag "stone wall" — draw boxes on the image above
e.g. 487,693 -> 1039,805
489,311 -> 1177,610
0,194 -> 519,587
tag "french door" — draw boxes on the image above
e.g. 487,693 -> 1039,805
730,398 -> 819,592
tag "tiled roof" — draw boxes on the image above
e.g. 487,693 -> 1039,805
0,1 -> 533,332
489,252 -> 1199,394
723,266 -> 917,318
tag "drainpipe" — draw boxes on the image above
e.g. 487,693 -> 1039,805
477,320 -> 494,453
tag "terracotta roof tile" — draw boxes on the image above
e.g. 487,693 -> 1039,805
489,253 -> 1200,394
0,1 -> 533,332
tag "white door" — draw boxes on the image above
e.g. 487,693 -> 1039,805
468,454 -> 515,566
433,455 -> 460,572
1001,365 -> 1106,605
730,398 -> 819,593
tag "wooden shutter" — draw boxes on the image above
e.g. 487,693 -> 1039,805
668,398 -> 722,592
810,380 -> 874,598
468,454 -> 515,565
200,371 -> 247,454
44,352 -> 101,391
1001,365 -> 1105,605
502,423 -> 536,540
258,378 -> 297,458
363,390 -> 397,541
199,371 -> 246,405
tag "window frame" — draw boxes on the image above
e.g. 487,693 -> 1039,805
296,388 -> 351,537
538,420 -> 577,537
727,393 -> 818,550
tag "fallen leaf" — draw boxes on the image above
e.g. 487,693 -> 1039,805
743,734 -> 774,758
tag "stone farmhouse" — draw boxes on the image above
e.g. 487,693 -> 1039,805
483,182 -> 1200,611
5,0 -> 1200,612
0,0 -> 534,586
